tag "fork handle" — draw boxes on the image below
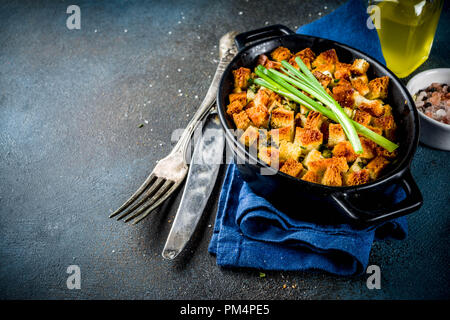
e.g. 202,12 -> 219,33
170,47 -> 237,159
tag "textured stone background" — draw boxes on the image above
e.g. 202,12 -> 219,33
0,0 -> 449,299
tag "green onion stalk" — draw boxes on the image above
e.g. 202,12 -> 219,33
253,61 -> 399,152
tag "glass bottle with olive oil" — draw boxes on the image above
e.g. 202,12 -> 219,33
369,0 -> 443,78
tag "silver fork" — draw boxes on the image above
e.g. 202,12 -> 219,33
109,31 -> 238,224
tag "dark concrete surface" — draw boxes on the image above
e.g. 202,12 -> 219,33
0,0 -> 449,300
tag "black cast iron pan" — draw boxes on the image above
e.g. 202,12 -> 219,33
217,25 -> 423,228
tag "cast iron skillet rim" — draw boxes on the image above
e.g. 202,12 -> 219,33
217,33 -> 420,192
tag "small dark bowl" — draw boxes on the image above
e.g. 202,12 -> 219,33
217,25 -> 422,227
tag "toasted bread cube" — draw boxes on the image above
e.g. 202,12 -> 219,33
279,141 -> 302,162
303,149 -> 323,170
327,123 -> 347,147
362,125 -> 384,136
353,110 -> 372,126
351,75 -> 370,96
270,107 -> 295,129
309,157 -> 349,174
332,84 -> 356,109
322,166 -> 343,186
349,157 -> 365,173
312,49 -> 339,73
366,76 -> 389,100
229,92 -> 247,105
358,100 -> 385,117
359,137 -> 376,159
232,67 -> 251,89
271,46 -> 292,62
289,48 -> 316,69
227,100 -> 244,116
294,127 -> 323,152
280,159 -> 303,178
345,169 -> 370,186
385,126 -> 397,141
372,114 -> 395,131
254,88 -> 271,109
233,110 -> 252,130
334,62 -> 352,81
383,104 -> 393,116
239,126 -> 260,147
246,105 -> 269,128
301,170 -> 321,184
375,146 -> 398,159
270,126 -> 294,145
366,156 -> 389,179
294,113 -> 306,128
332,141 -> 359,162
304,111 -> 325,130
350,59 -> 370,75
258,146 -> 280,168
313,71 -> 332,89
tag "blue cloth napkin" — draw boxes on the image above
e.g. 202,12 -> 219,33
208,0 -> 408,276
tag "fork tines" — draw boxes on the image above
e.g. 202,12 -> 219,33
109,174 -> 176,224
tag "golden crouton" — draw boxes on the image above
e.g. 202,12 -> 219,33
289,48 -> 316,69
303,149 -> 323,170
312,49 -> 339,73
239,126 -> 260,147
232,67 -> 251,89
345,169 -> 370,186
366,76 -> 389,100
254,88 -> 271,109
334,62 -> 352,81
233,110 -> 252,130
280,159 -> 303,178
362,125 -> 383,136
383,104 -> 393,116
358,100 -> 385,117
350,59 -> 370,75
271,46 -> 292,62
270,107 -> 295,129
348,157 -> 366,172
332,141 -> 359,162
313,71 -> 333,89
372,114 -> 395,131
375,146 -> 398,159
332,84 -> 355,109
366,156 -> 389,179
229,92 -> 247,105
301,170 -> 321,184
246,105 -> 269,128
279,141 -> 302,162
270,126 -> 294,145
268,91 -> 282,106
304,111 -> 325,130
294,127 -> 323,152
351,75 -> 370,96
322,165 -> 343,186
353,110 -> 372,126
258,146 -> 281,168
226,100 -> 244,116
327,123 -> 347,147
308,157 -> 349,174
359,137 -> 376,159
294,112 -> 306,128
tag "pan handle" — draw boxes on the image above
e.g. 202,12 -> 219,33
331,169 -> 423,225
234,24 -> 295,51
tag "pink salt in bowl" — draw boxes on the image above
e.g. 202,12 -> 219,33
406,68 -> 450,151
